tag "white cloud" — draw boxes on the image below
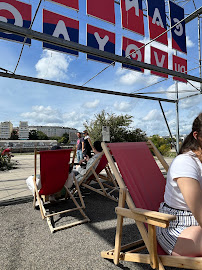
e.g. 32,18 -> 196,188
165,82 -> 201,108
114,101 -> 132,112
35,50 -> 72,80
142,109 -> 163,121
83,99 -> 100,108
21,105 -> 63,124
186,36 -> 194,48
118,70 -> 159,87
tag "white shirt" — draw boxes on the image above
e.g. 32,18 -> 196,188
164,151 -> 202,211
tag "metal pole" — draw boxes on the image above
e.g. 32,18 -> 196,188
175,50 -> 180,154
159,101 -> 177,152
198,15 -> 202,92
175,83 -> 180,154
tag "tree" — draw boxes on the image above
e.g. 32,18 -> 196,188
84,110 -> 147,143
29,130 -> 49,140
58,133 -> 69,144
149,135 -> 172,156
37,131 -> 49,140
29,130 -> 38,140
9,130 -> 19,140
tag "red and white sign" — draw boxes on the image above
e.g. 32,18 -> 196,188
122,37 -> 145,72
120,0 -> 144,36
173,55 -> 187,83
0,0 -> 31,44
151,47 -> 168,78
46,0 -> 79,10
87,0 -> 115,24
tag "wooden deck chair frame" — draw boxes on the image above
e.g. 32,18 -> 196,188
101,142 -> 202,270
78,151 -> 119,202
33,149 -> 90,233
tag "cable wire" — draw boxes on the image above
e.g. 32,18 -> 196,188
13,0 -> 43,74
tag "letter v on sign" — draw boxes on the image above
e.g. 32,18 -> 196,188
151,46 -> 168,78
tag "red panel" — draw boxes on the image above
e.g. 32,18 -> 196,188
47,0 -> 79,10
151,46 -> 168,78
87,0 -> 115,24
108,142 -> 166,212
0,0 -> 31,21
173,55 -> 187,83
120,0 -> 144,36
39,149 -> 71,196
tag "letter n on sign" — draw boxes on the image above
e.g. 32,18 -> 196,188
173,55 -> 187,83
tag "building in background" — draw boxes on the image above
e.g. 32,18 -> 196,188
0,121 -> 13,139
29,126 -> 77,143
19,121 -> 29,140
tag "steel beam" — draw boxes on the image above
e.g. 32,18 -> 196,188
0,20 -> 202,83
0,71 -> 176,103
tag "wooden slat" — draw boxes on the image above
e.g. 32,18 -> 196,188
116,207 -> 175,228
148,225 -> 158,269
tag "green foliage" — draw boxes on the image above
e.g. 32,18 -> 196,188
84,110 -> 147,143
58,133 -> 69,144
49,136 -> 61,141
149,135 -> 172,156
0,151 -> 16,171
37,131 -> 49,140
29,130 -> 49,140
29,130 -> 38,140
9,130 -> 19,140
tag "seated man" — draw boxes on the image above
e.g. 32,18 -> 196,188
73,141 -> 103,183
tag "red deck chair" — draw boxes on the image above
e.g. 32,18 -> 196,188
78,152 -> 118,202
101,142 -> 202,270
33,149 -> 89,233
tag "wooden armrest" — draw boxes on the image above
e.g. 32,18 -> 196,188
115,207 -> 176,228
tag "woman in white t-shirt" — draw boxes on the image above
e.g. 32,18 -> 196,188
157,113 -> 202,257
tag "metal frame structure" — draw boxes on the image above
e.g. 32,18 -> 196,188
0,4 -> 201,152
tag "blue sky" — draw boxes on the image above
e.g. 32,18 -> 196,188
0,0 -> 201,136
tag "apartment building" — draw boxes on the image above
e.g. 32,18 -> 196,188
0,121 -> 13,139
19,121 -> 29,140
29,126 -> 77,142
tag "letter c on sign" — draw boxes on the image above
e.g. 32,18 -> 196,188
0,2 -> 23,34
125,44 -> 142,61
173,18 -> 183,36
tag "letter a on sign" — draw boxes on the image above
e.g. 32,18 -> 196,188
46,0 -> 79,11
151,47 -> 168,78
173,55 -> 187,83
169,1 -> 187,54
146,0 -> 168,46
87,24 -> 115,64
0,0 -> 31,44
87,0 -> 115,24
122,37 -> 145,72
43,9 -> 79,56
120,0 -> 144,36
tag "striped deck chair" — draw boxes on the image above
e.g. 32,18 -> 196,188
78,152 -> 118,202
33,149 -> 90,233
101,142 -> 202,270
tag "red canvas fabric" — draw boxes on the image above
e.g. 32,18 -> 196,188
108,142 -> 166,255
39,149 -> 71,196
87,154 -> 108,182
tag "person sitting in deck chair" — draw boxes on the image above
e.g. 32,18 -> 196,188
73,141 -> 103,183
26,145 -> 73,205
157,112 -> 202,257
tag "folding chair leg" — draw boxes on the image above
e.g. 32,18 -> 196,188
114,188 -> 126,265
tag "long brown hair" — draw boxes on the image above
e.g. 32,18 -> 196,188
179,113 -> 202,154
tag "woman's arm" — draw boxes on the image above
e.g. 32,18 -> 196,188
82,140 -> 84,152
177,177 -> 202,227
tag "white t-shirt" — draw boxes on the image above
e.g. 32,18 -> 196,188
164,151 -> 202,211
